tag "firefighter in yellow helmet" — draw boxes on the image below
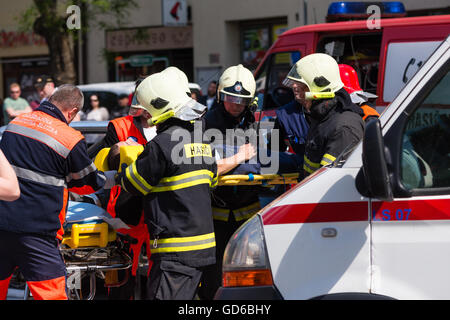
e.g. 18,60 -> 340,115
199,64 -> 261,299
116,66 -> 218,300
283,53 -> 365,177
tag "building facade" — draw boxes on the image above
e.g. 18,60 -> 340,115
1,0 -> 449,100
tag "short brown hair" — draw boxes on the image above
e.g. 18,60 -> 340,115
48,84 -> 84,111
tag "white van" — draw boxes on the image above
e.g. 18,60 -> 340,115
215,35 -> 450,300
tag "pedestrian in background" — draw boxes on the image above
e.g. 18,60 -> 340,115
34,75 -> 56,103
87,94 -> 109,121
3,83 -> 32,125
110,93 -> 131,119
0,84 -> 107,300
199,80 -> 219,111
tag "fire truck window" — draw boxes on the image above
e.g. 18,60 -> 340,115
317,33 -> 381,97
401,69 -> 450,189
383,41 -> 442,102
255,51 -> 300,111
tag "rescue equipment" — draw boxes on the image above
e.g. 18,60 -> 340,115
60,201 -> 132,300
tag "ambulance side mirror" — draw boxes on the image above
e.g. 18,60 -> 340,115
361,119 -> 393,202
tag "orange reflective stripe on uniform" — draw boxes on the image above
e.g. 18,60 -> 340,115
8,111 -> 83,157
27,276 -> 67,300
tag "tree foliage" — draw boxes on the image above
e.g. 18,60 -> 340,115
17,0 -> 138,85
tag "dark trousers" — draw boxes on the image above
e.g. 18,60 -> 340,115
198,215 -> 245,300
147,260 -> 203,300
0,230 -> 67,300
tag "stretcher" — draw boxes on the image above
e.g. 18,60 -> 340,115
61,201 -> 133,300
94,145 -> 301,187
218,173 -> 300,186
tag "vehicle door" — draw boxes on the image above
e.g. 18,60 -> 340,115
371,39 -> 450,299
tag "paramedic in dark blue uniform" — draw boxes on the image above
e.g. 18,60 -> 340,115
0,85 -> 107,300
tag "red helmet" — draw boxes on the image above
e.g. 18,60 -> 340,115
338,64 -> 362,94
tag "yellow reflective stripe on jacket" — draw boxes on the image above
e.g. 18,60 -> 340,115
125,161 -> 152,195
320,153 -> 336,166
212,201 -> 260,222
233,201 -> 261,221
150,232 -> 216,253
151,169 -> 215,193
211,175 -> 218,188
212,207 -> 230,221
303,155 -> 320,174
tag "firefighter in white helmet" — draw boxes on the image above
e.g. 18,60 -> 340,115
116,66 -> 218,300
282,53 -> 365,177
199,64 -> 261,299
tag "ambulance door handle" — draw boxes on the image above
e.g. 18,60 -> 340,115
321,228 -> 337,238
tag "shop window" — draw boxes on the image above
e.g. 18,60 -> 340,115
241,20 -> 288,71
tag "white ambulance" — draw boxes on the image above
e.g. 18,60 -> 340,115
215,35 -> 450,300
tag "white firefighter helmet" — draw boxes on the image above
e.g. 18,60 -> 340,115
218,64 -> 256,105
136,67 -> 207,125
283,53 -> 344,100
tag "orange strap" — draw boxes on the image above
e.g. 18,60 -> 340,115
361,104 -> 380,121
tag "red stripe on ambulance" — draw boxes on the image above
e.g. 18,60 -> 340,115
261,199 -> 450,225
262,201 -> 368,225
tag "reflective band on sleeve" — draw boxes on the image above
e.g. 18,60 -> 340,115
303,155 -> 320,174
212,207 -> 231,221
151,169 -> 215,193
150,232 -> 216,254
320,153 -> 336,166
6,124 -> 71,158
12,165 -> 66,187
211,175 -> 218,188
125,162 -> 152,195
66,163 -> 98,182
233,202 -> 261,221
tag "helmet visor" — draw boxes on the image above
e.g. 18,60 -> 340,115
282,65 -> 303,88
175,98 -> 208,121
219,92 -> 252,106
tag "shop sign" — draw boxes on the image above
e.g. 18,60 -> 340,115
106,26 -> 192,52
0,30 -> 46,48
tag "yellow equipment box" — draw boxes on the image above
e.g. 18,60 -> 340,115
62,222 -> 116,249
